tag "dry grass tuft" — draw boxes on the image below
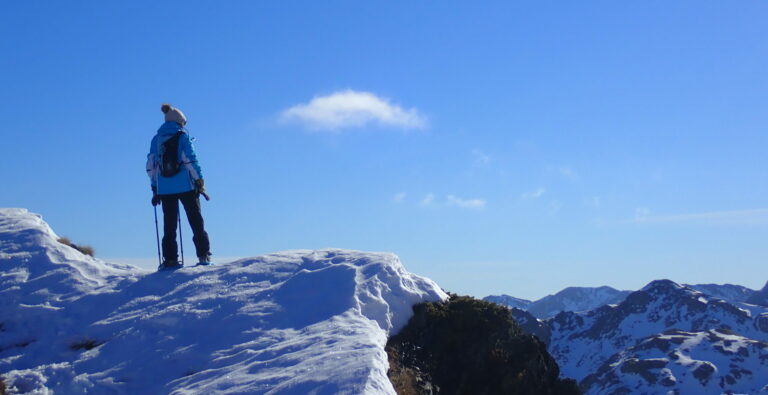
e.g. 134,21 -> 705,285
57,237 -> 95,257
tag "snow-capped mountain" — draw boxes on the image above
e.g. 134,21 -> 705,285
686,283 -> 756,304
581,328 -> 768,394
482,294 -> 532,310
542,280 -> 768,394
0,208 -> 447,394
485,286 -> 631,319
527,286 -> 632,319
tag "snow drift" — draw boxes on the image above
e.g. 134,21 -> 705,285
0,208 -> 447,394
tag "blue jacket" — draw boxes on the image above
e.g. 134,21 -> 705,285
146,122 -> 204,195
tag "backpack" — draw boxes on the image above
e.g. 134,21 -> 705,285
159,131 -> 184,177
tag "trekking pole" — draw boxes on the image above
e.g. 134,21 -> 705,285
153,205 -> 162,267
178,205 -> 185,265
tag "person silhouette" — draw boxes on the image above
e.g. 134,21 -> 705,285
146,103 -> 211,269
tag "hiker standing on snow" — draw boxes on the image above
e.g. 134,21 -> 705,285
146,103 -> 211,269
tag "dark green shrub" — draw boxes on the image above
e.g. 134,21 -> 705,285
387,294 -> 580,395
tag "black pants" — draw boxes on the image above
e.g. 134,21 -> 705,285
161,190 -> 210,261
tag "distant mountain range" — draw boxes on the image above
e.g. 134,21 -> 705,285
495,280 -> 768,394
485,283 -> 760,319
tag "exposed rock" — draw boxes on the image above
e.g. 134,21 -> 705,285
692,361 -> 715,385
619,358 -> 668,384
386,295 -> 580,395
756,313 -> 768,333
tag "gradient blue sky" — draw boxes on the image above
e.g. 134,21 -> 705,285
2,1 -> 767,299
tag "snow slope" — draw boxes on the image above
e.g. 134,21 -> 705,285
0,208 -> 447,394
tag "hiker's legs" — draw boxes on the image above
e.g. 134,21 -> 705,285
160,194 -> 180,261
180,190 -> 210,258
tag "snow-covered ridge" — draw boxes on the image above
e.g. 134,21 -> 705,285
0,208 -> 137,306
0,208 -> 447,394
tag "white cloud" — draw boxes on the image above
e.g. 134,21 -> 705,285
447,195 -> 487,209
634,207 -> 652,222
522,188 -> 546,199
280,90 -> 427,131
392,192 -> 406,203
631,208 -> 768,225
559,166 -> 577,179
420,193 -> 435,206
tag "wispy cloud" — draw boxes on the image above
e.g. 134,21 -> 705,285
420,193 -> 435,206
417,193 -> 486,209
447,195 -> 487,209
280,90 -> 427,131
631,208 -> 768,225
522,188 -> 546,199
635,207 -> 652,222
558,166 -> 577,180
392,192 -> 406,203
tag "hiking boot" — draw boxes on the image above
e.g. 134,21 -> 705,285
196,255 -> 212,266
159,259 -> 183,271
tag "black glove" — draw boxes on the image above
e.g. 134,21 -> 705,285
151,186 -> 161,206
195,179 -> 206,194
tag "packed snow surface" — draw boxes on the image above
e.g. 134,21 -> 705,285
0,208 -> 447,394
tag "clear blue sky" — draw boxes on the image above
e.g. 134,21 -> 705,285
2,1 -> 767,299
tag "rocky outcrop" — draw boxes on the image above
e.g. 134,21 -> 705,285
386,295 -> 580,395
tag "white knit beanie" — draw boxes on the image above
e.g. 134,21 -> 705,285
161,103 -> 187,126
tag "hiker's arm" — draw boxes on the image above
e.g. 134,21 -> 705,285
180,134 -> 203,181
146,136 -> 158,188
